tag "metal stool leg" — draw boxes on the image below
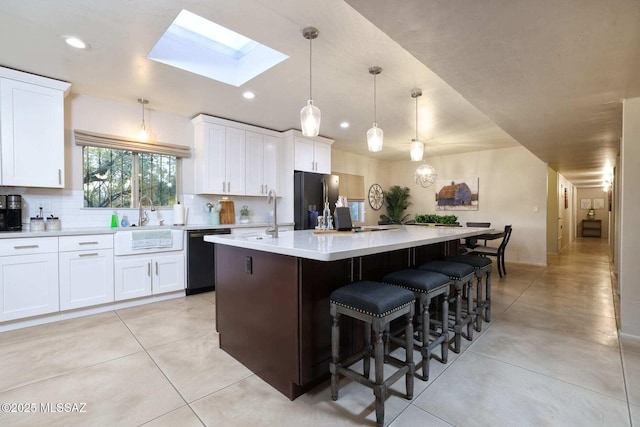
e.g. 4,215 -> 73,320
330,312 -> 340,401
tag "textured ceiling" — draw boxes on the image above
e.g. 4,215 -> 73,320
1,0 -> 634,187
346,0 -> 640,187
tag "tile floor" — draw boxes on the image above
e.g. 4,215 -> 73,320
0,238 -> 637,426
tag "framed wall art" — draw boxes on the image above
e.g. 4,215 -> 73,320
435,177 -> 479,211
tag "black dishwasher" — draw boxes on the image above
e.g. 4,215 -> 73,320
186,228 -> 231,295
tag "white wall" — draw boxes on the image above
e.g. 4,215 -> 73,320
619,97 -> 640,339
389,146 -> 548,266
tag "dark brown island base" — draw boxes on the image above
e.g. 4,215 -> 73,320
205,226 -> 491,400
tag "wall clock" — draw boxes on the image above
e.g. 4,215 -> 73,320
368,184 -> 384,210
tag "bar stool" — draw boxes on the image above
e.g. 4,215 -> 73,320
382,269 -> 451,381
418,261 -> 475,353
445,254 -> 492,330
330,281 -> 415,427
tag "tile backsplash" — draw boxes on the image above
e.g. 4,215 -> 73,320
0,187 -> 280,229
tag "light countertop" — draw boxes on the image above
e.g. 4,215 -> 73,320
0,222 -> 293,239
204,226 -> 493,261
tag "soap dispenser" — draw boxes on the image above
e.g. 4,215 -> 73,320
111,211 -> 119,228
120,215 -> 130,227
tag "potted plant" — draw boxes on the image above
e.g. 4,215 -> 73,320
240,205 -> 250,224
379,185 -> 412,224
414,214 -> 458,226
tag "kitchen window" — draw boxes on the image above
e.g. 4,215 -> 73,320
75,130 -> 190,208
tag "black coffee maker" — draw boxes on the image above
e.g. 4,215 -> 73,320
6,195 -> 22,231
0,196 -> 6,231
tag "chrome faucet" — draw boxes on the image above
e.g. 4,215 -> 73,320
266,189 -> 278,238
138,195 -> 156,226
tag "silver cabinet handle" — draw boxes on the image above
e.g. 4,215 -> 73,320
228,182 -> 231,192
13,245 -> 39,249
222,182 -> 225,192
78,241 -> 99,246
147,262 -> 151,277
79,252 -> 99,257
155,261 -> 158,275
58,169 -> 62,185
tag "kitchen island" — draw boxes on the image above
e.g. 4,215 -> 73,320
204,226 -> 491,399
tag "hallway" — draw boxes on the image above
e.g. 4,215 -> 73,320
0,237 -> 636,426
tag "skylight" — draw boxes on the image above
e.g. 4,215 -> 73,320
147,10 -> 288,87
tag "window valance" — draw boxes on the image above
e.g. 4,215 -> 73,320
74,129 -> 191,158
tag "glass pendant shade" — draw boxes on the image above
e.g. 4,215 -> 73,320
410,139 -> 424,161
301,27 -> 320,137
138,98 -> 149,142
367,66 -> 383,152
139,124 -> 148,142
367,123 -> 383,152
300,99 -> 321,137
414,163 -> 437,188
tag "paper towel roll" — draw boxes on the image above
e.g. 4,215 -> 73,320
173,202 -> 185,225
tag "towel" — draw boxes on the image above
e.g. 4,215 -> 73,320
131,230 -> 173,249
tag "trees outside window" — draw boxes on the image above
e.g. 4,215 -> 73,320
83,147 -> 177,208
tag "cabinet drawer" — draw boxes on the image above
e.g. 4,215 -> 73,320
0,237 -> 58,256
59,234 -> 114,252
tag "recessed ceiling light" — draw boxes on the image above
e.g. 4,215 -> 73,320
340,122 -> 350,128
243,91 -> 255,99
62,36 -> 89,49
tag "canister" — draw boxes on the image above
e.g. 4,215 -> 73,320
45,215 -> 61,231
30,217 -> 45,231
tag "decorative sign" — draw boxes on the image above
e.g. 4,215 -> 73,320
580,198 -> 592,210
593,198 -> 605,210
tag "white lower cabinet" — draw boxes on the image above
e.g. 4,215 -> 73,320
115,252 -> 185,301
59,234 -> 114,310
0,238 -> 59,322
59,249 -> 114,310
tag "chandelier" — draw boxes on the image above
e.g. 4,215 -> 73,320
414,163 -> 437,188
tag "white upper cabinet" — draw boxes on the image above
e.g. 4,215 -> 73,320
193,120 -> 246,195
225,127 -> 246,195
291,133 -> 333,174
245,131 -> 278,196
192,114 -> 281,196
0,67 -> 70,188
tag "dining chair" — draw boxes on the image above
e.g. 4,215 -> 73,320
467,225 -> 513,278
462,222 -> 491,249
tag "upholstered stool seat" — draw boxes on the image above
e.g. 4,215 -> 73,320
418,261 -> 475,353
382,269 -> 451,381
330,281 -> 416,427
445,254 -> 492,330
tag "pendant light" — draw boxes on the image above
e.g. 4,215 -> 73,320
409,88 -> 424,161
367,66 -> 383,152
415,163 -> 437,188
138,98 -> 149,142
300,27 -> 321,137
410,88 -> 437,187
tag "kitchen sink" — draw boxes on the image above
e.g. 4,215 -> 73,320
114,228 -> 184,255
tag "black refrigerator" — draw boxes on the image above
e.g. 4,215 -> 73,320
294,171 -> 339,230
